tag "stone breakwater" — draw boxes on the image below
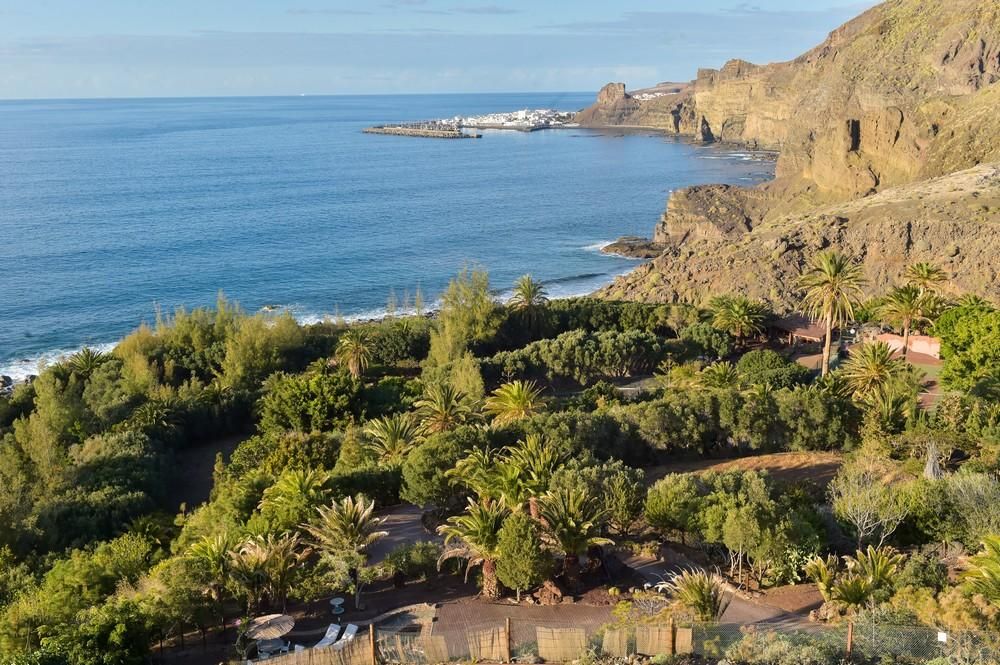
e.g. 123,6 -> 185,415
363,124 -> 481,139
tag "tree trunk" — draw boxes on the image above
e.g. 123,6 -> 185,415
564,554 -> 581,591
822,315 -> 834,376
528,497 -> 540,522
481,559 -> 502,599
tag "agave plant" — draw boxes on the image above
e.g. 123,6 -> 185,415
804,554 -> 840,604
437,498 -> 509,598
657,568 -> 732,622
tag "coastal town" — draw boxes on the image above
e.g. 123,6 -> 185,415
365,108 -> 576,138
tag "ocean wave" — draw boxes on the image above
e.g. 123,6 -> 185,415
1,342 -> 118,384
580,240 -> 615,253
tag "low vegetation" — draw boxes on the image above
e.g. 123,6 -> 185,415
0,256 -> 998,665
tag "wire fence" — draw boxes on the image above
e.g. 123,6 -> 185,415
254,616 -> 1000,665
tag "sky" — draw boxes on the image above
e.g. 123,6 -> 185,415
0,0 -> 878,99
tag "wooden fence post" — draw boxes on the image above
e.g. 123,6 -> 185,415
846,621 -> 854,658
669,617 -> 676,656
503,618 -> 512,663
369,624 -> 377,665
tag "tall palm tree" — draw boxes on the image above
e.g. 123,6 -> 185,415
438,498 -> 509,599
484,380 -> 546,427
335,328 -> 372,379
502,434 -> 565,499
798,250 -> 866,376
302,494 -> 388,556
708,295 -> 769,345
259,533 -> 308,612
363,413 -> 421,466
415,383 -> 476,433
187,533 -> 234,628
228,538 -> 272,614
509,274 -> 548,310
841,342 -> 905,398
538,487 -> 613,589
905,262 -> 947,294
879,285 -> 930,360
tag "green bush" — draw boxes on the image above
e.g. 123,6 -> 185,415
736,350 -> 811,389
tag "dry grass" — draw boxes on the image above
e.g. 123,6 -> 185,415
645,451 -> 845,488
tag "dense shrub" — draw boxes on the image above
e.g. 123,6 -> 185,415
736,350 -> 811,389
679,322 -> 734,360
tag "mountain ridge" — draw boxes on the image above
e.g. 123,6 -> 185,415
577,0 -> 1000,306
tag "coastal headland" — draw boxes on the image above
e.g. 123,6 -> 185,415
581,0 -> 1000,307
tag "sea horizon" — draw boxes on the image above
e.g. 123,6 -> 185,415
0,92 -> 774,382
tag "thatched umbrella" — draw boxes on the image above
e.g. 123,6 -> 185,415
245,614 -> 295,640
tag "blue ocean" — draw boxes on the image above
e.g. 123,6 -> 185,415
0,93 -> 773,380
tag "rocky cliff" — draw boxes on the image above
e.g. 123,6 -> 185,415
581,0 -> 1000,305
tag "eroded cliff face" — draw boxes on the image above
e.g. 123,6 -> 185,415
580,0 -> 1000,306
599,163 -> 1000,309
577,0 -> 1000,202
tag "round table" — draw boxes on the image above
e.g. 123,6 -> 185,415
330,597 -> 345,615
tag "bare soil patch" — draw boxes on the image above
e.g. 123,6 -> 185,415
645,451 -> 844,488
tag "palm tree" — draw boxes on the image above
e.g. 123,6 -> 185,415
259,468 -> 332,518
363,413 -> 421,466
438,498 -> 509,599
187,533 -> 234,628
835,546 -> 903,654
963,536 -> 1000,605
798,250 -> 866,376
484,380 -> 546,426
448,446 -> 499,497
509,274 -> 548,309
841,342 -> 905,398
415,383 -> 476,433
259,533 -> 308,612
708,295 -> 769,345
879,285 -> 930,360
69,347 -> 107,379
804,555 -> 840,605
538,487 -> 613,589
657,569 -> 732,622
302,494 -> 388,556
957,294 -> 994,310
698,361 -> 742,389
502,434 -> 565,502
228,538 -> 272,614
335,328 -> 372,379
905,262 -> 946,294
